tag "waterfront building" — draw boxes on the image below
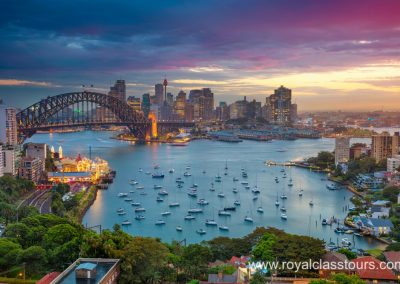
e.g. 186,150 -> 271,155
267,85 -> 292,125
53,154 -> 110,183
334,137 -> 350,165
141,93 -> 151,118
189,88 -> 214,121
155,83 -> 164,105
127,96 -> 141,112
0,103 -> 17,145
387,155 -> 400,173
19,156 -> 43,183
371,132 -> 400,162
229,97 -> 248,119
174,90 -> 186,119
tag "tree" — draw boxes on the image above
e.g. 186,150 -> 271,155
207,237 -> 251,260
252,233 -> 277,262
42,223 -> 80,249
4,222 -> 31,247
0,239 -> 22,268
119,237 -> 169,284
382,186 -> 400,203
17,246 -> 48,276
337,248 -> 357,260
181,244 -> 213,280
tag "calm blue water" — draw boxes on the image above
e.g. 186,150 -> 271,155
27,131 -> 383,249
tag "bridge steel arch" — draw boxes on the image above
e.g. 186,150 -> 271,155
16,91 -> 151,142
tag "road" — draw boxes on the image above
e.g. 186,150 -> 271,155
18,189 -> 52,214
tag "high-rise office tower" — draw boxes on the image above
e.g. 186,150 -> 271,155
109,80 -> 126,102
155,83 -> 164,105
127,96 -> 141,112
174,91 -> 186,120
166,93 -> 173,106
267,85 -> 292,125
188,88 -> 214,121
141,93 -> 151,118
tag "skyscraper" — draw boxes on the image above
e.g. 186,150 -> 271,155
141,93 -> 151,118
174,91 -> 186,120
155,83 -> 164,105
267,85 -> 292,125
109,80 -> 126,102
0,102 -> 17,145
127,96 -> 141,112
188,88 -> 214,121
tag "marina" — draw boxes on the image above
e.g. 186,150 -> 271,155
27,131 -> 384,249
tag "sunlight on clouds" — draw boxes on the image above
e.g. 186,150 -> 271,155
171,79 -> 227,85
0,79 -> 54,87
188,66 -> 226,73
230,62 -> 400,95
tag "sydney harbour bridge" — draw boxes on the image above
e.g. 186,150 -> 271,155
16,91 -> 194,142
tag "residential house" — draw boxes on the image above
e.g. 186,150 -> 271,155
204,272 -> 238,284
371,200 -> 391,219
383,251 -> 400,275
319,251 -> 355,279
356,217 -> 394,236
351,256 -> 397,283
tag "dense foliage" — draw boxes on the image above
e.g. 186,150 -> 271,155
307,151 -> 335,169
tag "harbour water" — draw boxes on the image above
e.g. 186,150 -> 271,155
27,131 -> 384,249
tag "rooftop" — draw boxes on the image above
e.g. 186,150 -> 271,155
51,258 -> 119,284
351,256 -> 397,280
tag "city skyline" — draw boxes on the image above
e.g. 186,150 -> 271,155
1,1 -> 400,111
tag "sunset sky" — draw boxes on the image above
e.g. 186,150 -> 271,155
1,0 -> 400,111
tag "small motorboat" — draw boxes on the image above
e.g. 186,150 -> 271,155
135,207 -> 146,212
169,202 -> 180,207
184,172 -> 191,177
280,207 -> 286,212
275,200 -> 280,206
219,225 -> 229,231
122,220 -> 131,226
117,208 -> 124,213
135,215 -> 145,220
158,190 -> 169,196
154,185 -> 163,189
161,211 -> 171,216
309,201 -> 314,206
136,185 -> 144,189
280,194 -> 288,199
118,193 -> 128,197
156,197 -> 164,202
131,202 -> 141,206
281,213 -> 288,220
233,177 -> 239,182
232,188 -> 238,193
117,211 -> 126,216
155,220 -> 166,225
341,238 -> 351,247
176,226 -> 183,232
234,200 -> 241,206
217,192 -> 225,198
322,219 -> 328,225
257,207 -> 264,213
169,169 -> 175,173
124,198 -> 133,202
